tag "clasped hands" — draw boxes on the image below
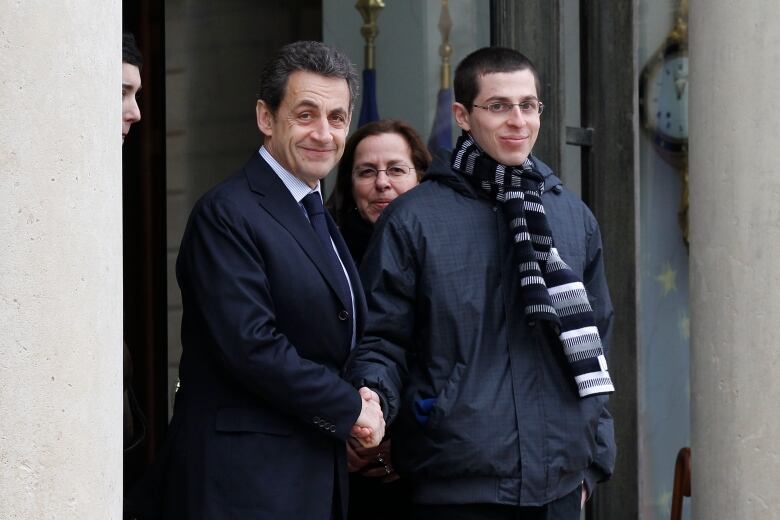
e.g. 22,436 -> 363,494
351,386 -> 385,448
349,387 -> 396,481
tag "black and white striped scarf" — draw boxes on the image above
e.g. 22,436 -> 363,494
451,134 -> 614,398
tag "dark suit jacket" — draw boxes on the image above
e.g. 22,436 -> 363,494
156,152 -> 367,519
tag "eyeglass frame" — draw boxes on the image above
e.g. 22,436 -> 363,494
472,100 -> 545,115
351,164 -> 416,181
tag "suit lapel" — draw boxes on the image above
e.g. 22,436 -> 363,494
327,211 -> 366,340
244,153 -> 354,312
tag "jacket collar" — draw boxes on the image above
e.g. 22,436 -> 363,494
243,152 -> 361,317
424,149 -> 564,198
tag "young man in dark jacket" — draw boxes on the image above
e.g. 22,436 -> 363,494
348,47 -> 616,519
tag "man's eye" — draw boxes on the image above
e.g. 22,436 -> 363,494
298,112 -> 313,121
519,102 -> 537,112
488,103 -> 508,113
329,115 -> 346,126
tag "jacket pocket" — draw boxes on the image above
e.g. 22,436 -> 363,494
426,363 -> 466,430
215,406 -> 293,436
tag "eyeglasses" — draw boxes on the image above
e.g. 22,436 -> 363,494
352,165 -> 415,181
472,100 -> 544,115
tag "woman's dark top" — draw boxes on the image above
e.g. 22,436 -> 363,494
340,208 -> 375,266
341,207 -> 412,520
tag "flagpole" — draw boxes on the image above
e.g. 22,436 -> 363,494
355,0 -> 384,70
438,0 -> 452,90
428,0 -> 454,153
355,0 -> 384,126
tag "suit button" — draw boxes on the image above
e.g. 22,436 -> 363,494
338,310 -> 350,321
330,425 -> 336,433
313,416 -> 320,424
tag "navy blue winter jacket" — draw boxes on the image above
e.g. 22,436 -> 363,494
348,152 -> 616,507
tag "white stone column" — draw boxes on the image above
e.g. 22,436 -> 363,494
0,2 -> 123,518
689,1 -> 780,518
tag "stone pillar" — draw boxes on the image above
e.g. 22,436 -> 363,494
0,2 -> 122,518
689,1 -> 780,518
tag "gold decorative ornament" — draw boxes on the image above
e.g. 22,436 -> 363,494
355,0 -> 385,70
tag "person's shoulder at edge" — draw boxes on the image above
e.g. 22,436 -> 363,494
370,174 -> 449,233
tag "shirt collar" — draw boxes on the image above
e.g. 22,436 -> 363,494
259,146 -> 321,203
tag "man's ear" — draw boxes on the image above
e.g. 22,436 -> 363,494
452,102 -> 471,132
256,100 -> 273,137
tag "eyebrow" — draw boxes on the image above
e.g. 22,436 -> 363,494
292,100 -> 319,111
354,158 -> 410,168
292,99 -> 348,115
483,95 -> 539,103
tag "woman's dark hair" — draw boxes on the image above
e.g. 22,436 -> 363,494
328,119 -> 431,226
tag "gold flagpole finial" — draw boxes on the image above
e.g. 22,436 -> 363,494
355,0 -> 386,70
438,0 -> 453,90
671,0 -> 688,42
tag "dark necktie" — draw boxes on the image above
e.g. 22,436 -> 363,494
301,192 -> 352,312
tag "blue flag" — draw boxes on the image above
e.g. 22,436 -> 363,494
428,87 -> 453,154
358,68 -> 379,126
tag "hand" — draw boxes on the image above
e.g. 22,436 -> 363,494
346,438 -> 399,483
359,439 -> 400,483
581,482 -> 588,509
346,437 -> 372,472
351,387 -> 385,448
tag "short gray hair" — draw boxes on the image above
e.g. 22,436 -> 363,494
259,41 -> 359,114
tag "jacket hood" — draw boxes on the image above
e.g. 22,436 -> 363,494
423,146 -> 565,198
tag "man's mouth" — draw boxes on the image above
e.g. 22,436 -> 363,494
501,135 -> 528,143
301,146 -> 335,155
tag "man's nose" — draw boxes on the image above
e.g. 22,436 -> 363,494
506,105 -> 527,127
310,117 -> 333,142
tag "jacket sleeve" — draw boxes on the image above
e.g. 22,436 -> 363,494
582,215 -> 617,492
177,196 -> 362,440
347,211 -> 419,424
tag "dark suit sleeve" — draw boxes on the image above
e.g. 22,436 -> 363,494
348,212 -> 418,423
582,216 -> 617,492
178,196 -> 362,440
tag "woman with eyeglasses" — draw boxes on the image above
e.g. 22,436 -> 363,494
329,119 -> 431,264
327,119 -> 431,520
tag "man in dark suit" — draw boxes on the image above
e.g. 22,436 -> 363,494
154,41 -> 385,519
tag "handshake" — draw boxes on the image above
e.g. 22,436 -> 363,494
351,386 -> 386,448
